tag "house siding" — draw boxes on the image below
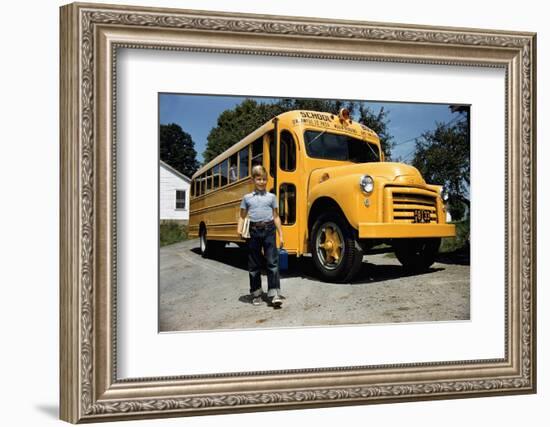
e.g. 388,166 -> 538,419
160,164 -> 190,221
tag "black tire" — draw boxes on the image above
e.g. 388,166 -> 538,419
393,238 -> 441,272
199,227 -> 225,258
310,212 -> 364,283
199,227 -> 209,257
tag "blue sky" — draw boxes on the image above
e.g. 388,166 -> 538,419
159,93 -> 466,164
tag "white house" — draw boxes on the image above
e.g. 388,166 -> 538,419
160,161 -> 191,223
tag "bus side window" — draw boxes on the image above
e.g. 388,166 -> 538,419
251,137 -> 263,167
239,147 -> 249,179
220,159 -> 228,187
199,175 -> 205,196
229,154 -> 238,183
280,130 -> 296,172
212,164 -> 220,189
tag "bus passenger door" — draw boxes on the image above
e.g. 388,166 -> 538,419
276,129 -> 300,254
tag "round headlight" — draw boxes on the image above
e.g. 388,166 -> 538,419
359,175 -> 374,194
441,187 -> 450,201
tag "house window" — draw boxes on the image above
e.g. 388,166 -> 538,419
176,190 -> 186,209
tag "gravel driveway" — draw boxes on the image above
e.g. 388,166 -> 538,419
159,239 -> 470,332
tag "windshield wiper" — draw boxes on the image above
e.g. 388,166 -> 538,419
365,142 -> 380,161
306,130 -> 327,147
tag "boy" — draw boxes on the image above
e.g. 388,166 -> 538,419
238,165 -> 285,307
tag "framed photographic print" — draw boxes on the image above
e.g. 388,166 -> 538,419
60,2 -> 536,423
158,93 -> 471,332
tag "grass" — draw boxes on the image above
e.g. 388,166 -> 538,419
440,219 -> 470,253
160,221 -> 189,247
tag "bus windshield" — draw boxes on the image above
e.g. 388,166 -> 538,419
304,130 -> 380,163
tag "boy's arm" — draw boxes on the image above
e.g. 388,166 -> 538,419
237,208 -> 247,235
273,208 -> 284,248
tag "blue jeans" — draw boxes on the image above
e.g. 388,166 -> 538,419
248,224 -> 280,296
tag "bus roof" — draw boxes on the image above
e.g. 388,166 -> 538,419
192,110 -> 380,179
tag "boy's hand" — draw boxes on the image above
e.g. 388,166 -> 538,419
279,236 -> 284,249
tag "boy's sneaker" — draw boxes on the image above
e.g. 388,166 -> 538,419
252,295 -> 263,306
272,294 -> 283,307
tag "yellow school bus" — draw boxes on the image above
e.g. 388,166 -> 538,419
189,109 -> 455,282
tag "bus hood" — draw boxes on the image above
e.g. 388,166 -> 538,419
311,162 -> 426,186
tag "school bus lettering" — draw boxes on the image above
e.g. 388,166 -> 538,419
189,109 -> 455,283
300,111 -> 331,122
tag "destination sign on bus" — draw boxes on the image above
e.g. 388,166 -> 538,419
292,114 -> 361,136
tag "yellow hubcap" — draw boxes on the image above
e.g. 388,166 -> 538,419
319,227 -> 342,264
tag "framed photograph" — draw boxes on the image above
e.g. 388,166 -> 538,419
158,93 -> 470,332
60,2 -> 536,423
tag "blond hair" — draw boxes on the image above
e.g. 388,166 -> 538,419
251,164 -> 267,178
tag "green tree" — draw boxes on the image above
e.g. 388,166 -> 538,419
412,112 -> 470,218
203,99 -> 285,163
203,98 -> 371,162
357,105 -> 394,159
286,98 -> 351,115
160,123 -> 200,177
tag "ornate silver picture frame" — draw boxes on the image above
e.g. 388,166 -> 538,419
60,2 -> 536,423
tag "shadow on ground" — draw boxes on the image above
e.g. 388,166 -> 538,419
191,244 -> 449,286
237,292 -> 287,308
191,245 -> 313,279
436,246 -> 470,266
350,262 -> 443,285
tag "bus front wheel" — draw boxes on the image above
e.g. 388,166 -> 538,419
310,212 -> 364,283
393,238 -> 441,272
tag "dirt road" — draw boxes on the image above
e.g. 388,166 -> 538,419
159,239 -> 470,332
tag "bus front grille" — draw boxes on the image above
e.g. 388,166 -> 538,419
389,189 -> 438,224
